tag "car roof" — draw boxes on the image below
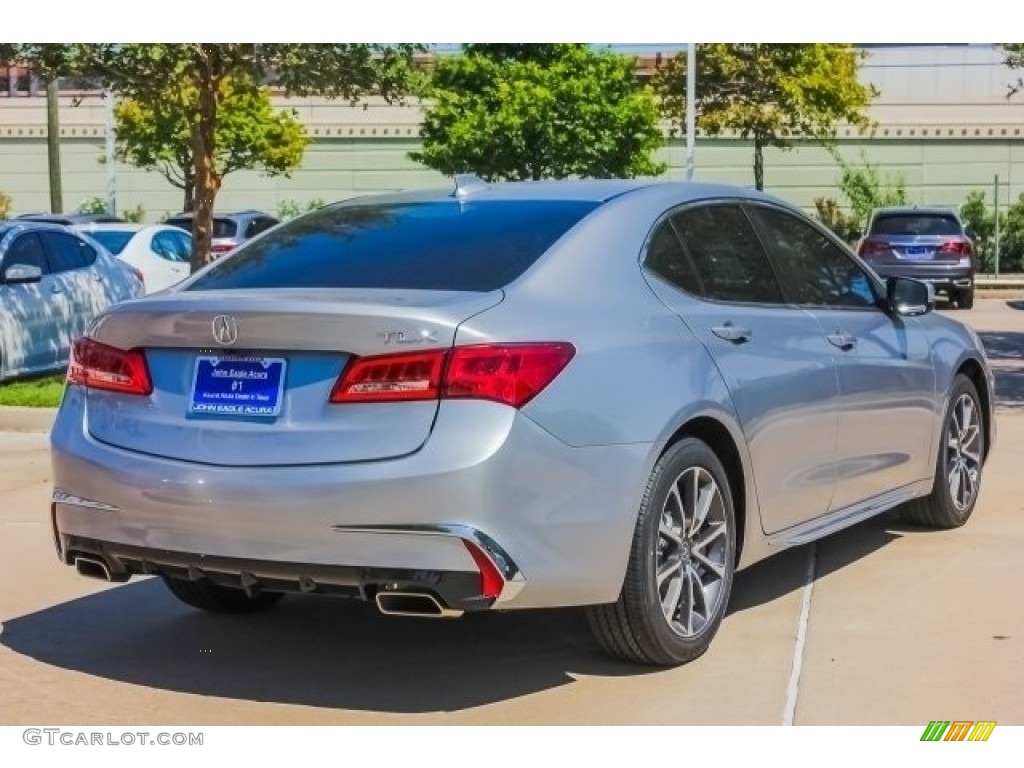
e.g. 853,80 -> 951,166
871,206 -> 960,217
16,212 -> 126,224
328,179 -> 785,207
166,209 -> 270,219
72,222 -> 147,233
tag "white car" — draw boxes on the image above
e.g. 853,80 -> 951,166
73,224 -> 192,293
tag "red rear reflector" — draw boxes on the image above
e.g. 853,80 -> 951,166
445,343 -> 575,408
463,540 -> 504,600
330,350 -> 445,403
938,240 -> 973,256
67,338 -> 152,395
858,238 -> 889,258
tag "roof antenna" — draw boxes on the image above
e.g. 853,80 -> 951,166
452,174 -> 489,198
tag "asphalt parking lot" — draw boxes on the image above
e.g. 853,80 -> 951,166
1,298 -> 1021,726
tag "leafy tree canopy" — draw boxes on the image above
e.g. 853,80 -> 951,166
657,44 -> 877,190
412,44 -> 665,181
114,76 -> 307,213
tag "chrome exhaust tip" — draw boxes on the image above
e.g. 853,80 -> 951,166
374,590 -> 463,619
75,555 -> 112,581
74,555 -> 129,583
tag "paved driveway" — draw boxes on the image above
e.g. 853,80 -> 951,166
1,299 -> 1021,725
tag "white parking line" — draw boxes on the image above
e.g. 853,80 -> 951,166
782,543 -> 817,726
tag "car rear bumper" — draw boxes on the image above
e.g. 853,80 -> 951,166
50,385 -> 656,611
869,262 -> 973,292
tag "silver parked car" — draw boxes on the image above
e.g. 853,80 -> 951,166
1,221 -> 144,381
49,180 -> 994,665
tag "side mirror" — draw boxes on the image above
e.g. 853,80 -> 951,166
887,277 -> 934,317
2,264 -> 43,284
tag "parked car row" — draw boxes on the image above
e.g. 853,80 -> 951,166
0,209 -> 284,382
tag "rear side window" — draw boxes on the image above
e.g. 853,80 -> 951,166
2,233 -> 48,273
244,216 -> 278,238
87,230 -> 134,255
40,231 -> 97,272
644,219 -> 702,295
669,205 -> 784,304
152,231 -> 191,262
165,218 -> 238,239
187,200 -> 599,292
870,213 -> 961,236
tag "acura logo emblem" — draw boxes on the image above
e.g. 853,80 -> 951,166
211,315 -> 238,346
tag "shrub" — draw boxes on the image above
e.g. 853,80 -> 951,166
122,203 -> 146,223
813,197 -> 860,245
76,196 -> 109,215
0,190 -> 11,220
276,198 -> 325,220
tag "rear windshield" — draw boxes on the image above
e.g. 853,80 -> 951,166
870,213 -> 961,236
87,230 -> 134,255
166,217 -> 238,239
186,200 -> 599,292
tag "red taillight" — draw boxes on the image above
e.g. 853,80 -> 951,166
67,338 -> 152,395
858,238 -> 890,259
938,240 -> 973,256
463,540 -> 504,600
445,343 -> 575,408
329,343 -> 575,408
330,350 -> 445,403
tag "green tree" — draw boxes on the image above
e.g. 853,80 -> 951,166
411,44 -> 665,181
114,76 -> 307,213
959,191 -> 1006,272
657,44 -> 877,190
1002,43 -> 1024,97
813,152 -> 906,243
61,43 -> 422,271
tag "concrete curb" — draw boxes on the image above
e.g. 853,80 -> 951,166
0,406 -> 57,433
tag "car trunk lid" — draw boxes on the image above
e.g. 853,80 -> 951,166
83,288 -> 503,466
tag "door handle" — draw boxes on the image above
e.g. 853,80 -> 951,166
826,332 -> 857,351
50,283 -> 62,293
711,324 -> 753,344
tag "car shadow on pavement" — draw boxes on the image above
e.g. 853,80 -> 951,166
728,514 -> 904,615
0,579 -> 655,713
976,329 -> 1024,411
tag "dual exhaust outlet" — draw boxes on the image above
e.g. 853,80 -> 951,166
75,555 -> 462,618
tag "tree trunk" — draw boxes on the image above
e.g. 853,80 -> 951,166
46,78 -> 63,213
182,176 -> 195,213
189,64 -> 221,273
753,135 -> 764,191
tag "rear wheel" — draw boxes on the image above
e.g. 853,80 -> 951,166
901,374 -> 984,528
956,288 -> 975,310
162,576 -> 284,613
587,438 -> 736,666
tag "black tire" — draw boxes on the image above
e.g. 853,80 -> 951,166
162,576 -> 284,613
957,288 -> 975,310
587,438 -> 737,666
901,374 -> 985,528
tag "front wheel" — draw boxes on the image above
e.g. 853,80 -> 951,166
587,438 -> 737,666
900,374 -> 985,528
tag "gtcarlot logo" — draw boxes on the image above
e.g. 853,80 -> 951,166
23,729 -> 203,747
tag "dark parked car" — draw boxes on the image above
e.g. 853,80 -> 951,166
857,207 -> 975,309
164,210 -> 278,257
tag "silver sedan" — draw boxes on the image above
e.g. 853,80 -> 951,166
49,179 -> 994,665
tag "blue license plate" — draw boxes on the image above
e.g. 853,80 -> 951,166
902,246 -> 932,259
190,356 -> 287,416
